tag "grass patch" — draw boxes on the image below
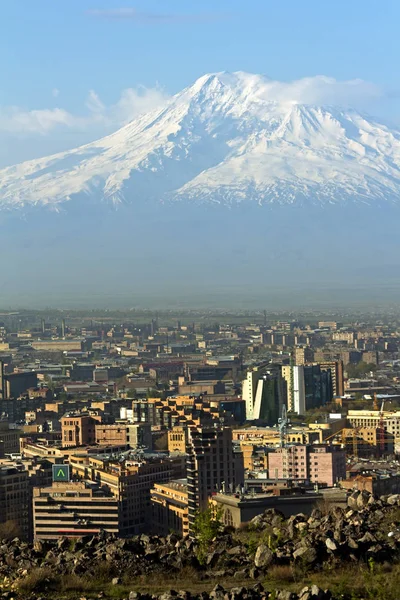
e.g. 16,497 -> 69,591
14,556 -> 400,600
263,561 -> 400,600
16,567 -> 59,593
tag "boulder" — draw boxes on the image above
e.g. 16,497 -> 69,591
387,494 -> 400,505
325,538 -> 337,552
254,544 -> 274,568
276,591 -> 296,600
356,490 -> 371,510
293,546 -> 317,565
347,492 -> 359,510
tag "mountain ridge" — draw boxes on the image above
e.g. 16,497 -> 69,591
1,70 -> 400,211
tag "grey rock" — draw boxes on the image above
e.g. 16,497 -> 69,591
325,538 -> 337,551
293,546 -> 317,564
359,532 -> 377,544
227,546 -> 243,556
310,585 -> 324,599
254,544 -> 274,568
387,494 -> 400,505
276,591 -> 296,600
356,490 -> 371,509
347,493 -> 359,510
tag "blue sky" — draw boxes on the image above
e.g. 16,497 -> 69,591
1,0 -> 399,166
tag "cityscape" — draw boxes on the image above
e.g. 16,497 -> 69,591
0,308 -> 399,544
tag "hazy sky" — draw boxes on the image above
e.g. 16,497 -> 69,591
1,0 -> 400,167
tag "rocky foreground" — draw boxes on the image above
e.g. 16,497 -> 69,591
1,490 -> 400,599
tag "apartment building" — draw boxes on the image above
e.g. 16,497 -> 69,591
150,479 -> 189,536
69,453 -> 185,535
294,346 -> 314,366
268,444 -> 346,487
332,332 -> 355,344
317,361 -> 344,397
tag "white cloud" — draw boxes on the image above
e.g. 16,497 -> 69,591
0,107 -> 76,134
257,75 -> 382,108
0,84 -> 170,136
85,90 -> 105,115
111,85 -> 170,122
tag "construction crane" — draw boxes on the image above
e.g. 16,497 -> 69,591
278,404 -> 289,447
352,428 -> 359,459
379,401 -> 385,454
325,427 -> 360,457
324,423 -> 394,458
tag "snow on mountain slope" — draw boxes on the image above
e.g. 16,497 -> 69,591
1,71 -> 400,211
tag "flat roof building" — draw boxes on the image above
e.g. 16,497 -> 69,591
151,479 -> 189,536
33,481 -> 119,539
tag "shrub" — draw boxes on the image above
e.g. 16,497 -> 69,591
192,506 -> 224,565
16,567 -> 58,593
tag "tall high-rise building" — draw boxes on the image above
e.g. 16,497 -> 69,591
242,365 -> 283,422
318,361 -> 344,397
281,365 -> 305,414
252,367 -> 284,424
281,364 -> 333,414
186,425 -> 244,529
242,368 -> 263,420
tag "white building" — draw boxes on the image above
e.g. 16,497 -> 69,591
281,365 -> 306,414
242,368 -> 264,420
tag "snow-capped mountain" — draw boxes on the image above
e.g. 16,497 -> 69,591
1,71 -> 400,211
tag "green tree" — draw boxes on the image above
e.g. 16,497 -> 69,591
346,361 -> 377,378
192,506 -> 224,565
0,520 -> 23,540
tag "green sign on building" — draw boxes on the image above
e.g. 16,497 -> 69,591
52,464 -> 70,482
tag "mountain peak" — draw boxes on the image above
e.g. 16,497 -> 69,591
0,72 -> 400,212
